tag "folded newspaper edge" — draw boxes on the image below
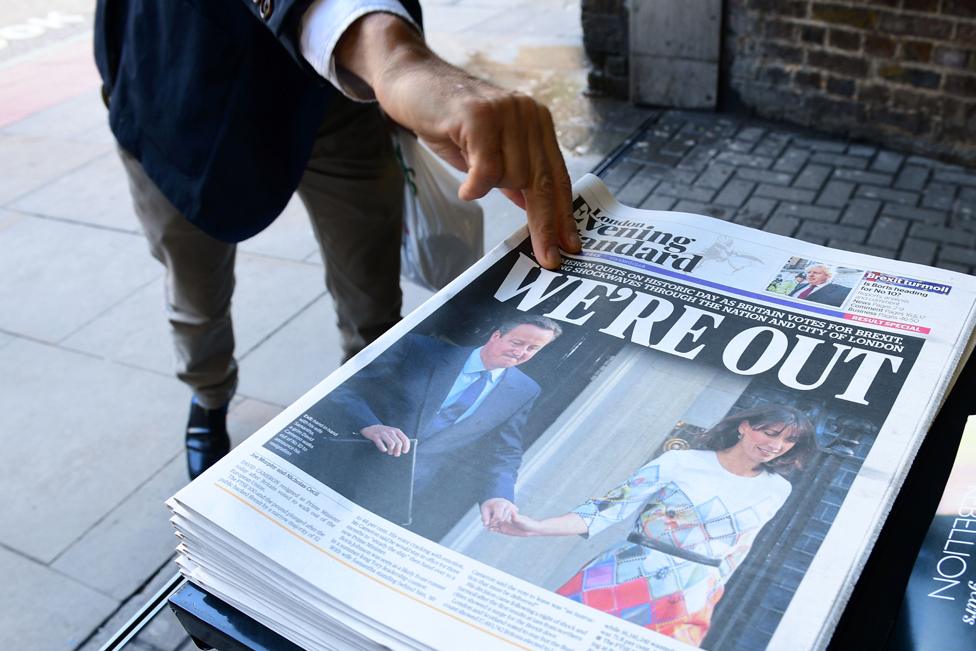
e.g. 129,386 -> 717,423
169,174 -> 976,651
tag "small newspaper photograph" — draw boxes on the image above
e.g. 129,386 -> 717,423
169,174 -> 976,651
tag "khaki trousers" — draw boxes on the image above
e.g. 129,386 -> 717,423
119,97 -> 403,409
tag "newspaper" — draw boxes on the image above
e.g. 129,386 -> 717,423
169,174 -> 976,650
890,415 -> 976,650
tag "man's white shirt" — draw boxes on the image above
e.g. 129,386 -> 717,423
300,0 -> 419,100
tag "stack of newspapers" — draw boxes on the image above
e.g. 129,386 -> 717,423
169,174 -> 976,650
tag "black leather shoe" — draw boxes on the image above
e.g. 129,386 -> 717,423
186,400 -> 230,480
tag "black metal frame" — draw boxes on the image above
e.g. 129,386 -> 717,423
97,573 -> 185,651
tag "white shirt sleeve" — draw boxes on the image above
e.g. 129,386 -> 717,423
299,0 -> 421,101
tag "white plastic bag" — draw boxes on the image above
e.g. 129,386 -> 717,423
393,127 -> 484,291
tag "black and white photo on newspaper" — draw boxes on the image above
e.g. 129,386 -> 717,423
170,174 -> 976,651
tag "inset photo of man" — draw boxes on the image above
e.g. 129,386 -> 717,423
768,258 -> 864,308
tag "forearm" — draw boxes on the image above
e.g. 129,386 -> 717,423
334,13 -> 432,107
333,13 -> 579,270
333,14 -> 478,133
534,513 -> 588,537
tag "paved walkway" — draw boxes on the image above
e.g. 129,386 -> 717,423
599,111 -> 976,274
1,2 -> 974,651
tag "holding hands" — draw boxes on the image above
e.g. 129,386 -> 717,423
487,511 -> 544,536
480,498 -> 519,530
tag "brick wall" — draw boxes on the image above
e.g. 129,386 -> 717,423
581,0 -> 629,97
724,0 -> 976,165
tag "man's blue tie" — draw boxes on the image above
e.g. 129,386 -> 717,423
427,370 -> 491,434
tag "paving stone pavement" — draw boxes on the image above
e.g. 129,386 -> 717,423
599,111 -> 976,275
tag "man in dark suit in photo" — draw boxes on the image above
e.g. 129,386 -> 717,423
324,315 -> 561,540
788,263 -> 852,307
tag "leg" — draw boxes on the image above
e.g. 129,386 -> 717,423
117,147 -> 234,478
297,96 -> 404,361
117,147 -> 238,409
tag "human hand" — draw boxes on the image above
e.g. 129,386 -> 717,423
480,497 -> 518,529
360,425 -> 411,456
490,512 -> 543,537
335,14 -> 580,270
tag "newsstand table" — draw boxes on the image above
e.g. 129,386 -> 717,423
168,583 -> 303,651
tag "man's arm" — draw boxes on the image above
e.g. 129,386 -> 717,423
480,497 -> 518,529
477,387 -> 539,527
478,417 -> 528,527
334,13 -> 580,270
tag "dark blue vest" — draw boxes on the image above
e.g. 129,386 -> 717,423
94,0 -> 422,242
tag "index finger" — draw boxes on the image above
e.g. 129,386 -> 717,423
523,108 -> 577,269
538,105 -> 580,255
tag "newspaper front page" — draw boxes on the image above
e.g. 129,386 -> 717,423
170,174 -> 976,650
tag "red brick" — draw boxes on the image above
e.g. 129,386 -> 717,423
829,28 -> 861,51
859,83 -> 891,104
800,25 -> 824,46
764,18 -> 797,41
879,64 -> 905,80
879,13 -> 953,39
807,95 -> 861,124
766,42 -> 804,65
750,0 -> 806,17
932,47 -> 972,70
955,23 -> 976,45
795,70 -> 823,89
892,89 -> 946,117
902,0 -> 939,10
809,50 -> 870,77
941,119 -> 976,143
942,97 -> 972,123
811,4 -> 879,29
864,34 -> 896,58
879,65 -> 942,89
943,0 -> 976,18
870,106 -> 923,134
827,76 -> 857,97
945,74 -> 976,97
760,65 -> 792,85
900,40 -> 933,63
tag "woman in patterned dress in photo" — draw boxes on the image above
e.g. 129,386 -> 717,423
495,405 -> 816,647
